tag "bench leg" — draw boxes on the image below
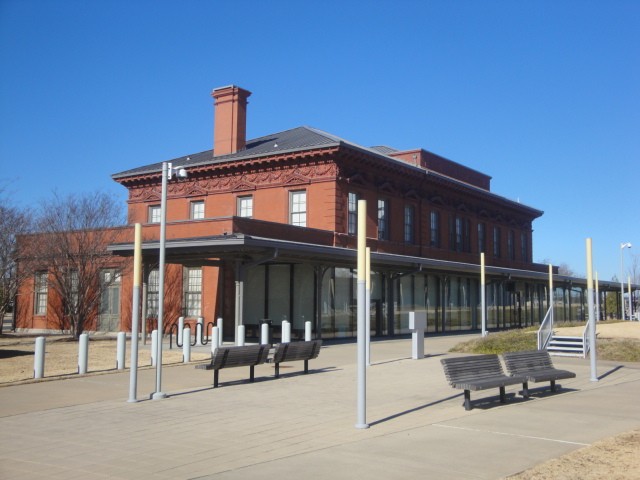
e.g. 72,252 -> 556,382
214,370 -> 219,389
464,390 -> 471,411
522,382 -> 529,399
499,386 -> 506,403
550,380 -> 556,392
250,365 -> 255,382
275,363 -> 280,379
304,359 -> 309,374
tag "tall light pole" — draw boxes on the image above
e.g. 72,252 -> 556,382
152,162 -> 187,400
620,242 -> 632,321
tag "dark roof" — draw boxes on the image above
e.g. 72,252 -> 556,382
111,126 -> 346,180
111,125 -> 542,217
369,145 -> 399,155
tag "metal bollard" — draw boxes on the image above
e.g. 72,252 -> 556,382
217,317 -> 224,346
305,321 -> 312,341
78,333 -> 89,374
178,316 -> 185,333
196,317 -> 204,346
116,331 -> 126,370
151,330 -> 158,366
211,326 -> 220,353
282,320 -> 291,343
261,322 -> 269,345
237,325 -> 245,346
182,327 -> 191,363
34,336 -> 45,379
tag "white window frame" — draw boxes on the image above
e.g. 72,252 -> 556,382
148,205 -> 161,224
348,192 -> 358,235
289,190 -> 307,227
190,200 -> 205,220
237,195 -> 253,218
377,198 -> 389,240
183,267 -> 202,317
34,271 -> 48,315
146,268 -> 159,317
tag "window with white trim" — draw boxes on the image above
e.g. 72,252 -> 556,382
183,267 -> 202,317
238,195 -> 253,218
147,268 -> 159,317
34,271 -> 48,315
289,190 -> 307,227
148,205 -> 161,224
190,200 -> 205,220
347,192 -> 358,235
377,199 -> 389,240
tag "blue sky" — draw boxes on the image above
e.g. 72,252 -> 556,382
1,0 -> 638,281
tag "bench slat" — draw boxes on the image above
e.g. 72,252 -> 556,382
273,340 -> 322,378
502,350 -> 576,393
441,354 -> 527,410
200,344 -> 270,388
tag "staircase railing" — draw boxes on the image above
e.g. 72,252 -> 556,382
537,306 -> 553,350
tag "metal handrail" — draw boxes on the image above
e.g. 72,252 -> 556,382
537,306 -> 553,350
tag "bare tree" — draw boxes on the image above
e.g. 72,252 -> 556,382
557,263 -> 575,277
0,193 -> 33,333
22,191 -> 126,338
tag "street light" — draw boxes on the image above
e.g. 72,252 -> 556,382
152,161 -> 187,400
620,242 -> 632,321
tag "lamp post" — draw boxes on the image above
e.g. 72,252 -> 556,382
620,242 -> 632,321
152,162 -> 187,400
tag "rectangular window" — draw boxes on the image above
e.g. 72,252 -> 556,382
237,195 -> 253,218
290,190 -> 307,227
404,205 -> 415,243
147,268 -> 159,317
478,223 -> 486,253
34,271 -> 48,315
521,232 -> 528,262
67,269 -> 79,315
493,227 -> 501,258
348,192 -> 358,235
100,269 -> 121,316
430,211 -> 440,248
148,205 -> 161,224
190,200 -> 205,220
463,219 -> 471,253
449,215 -> 466,252
183,267 -> 202,317
508,230 -> 515,260
378,199 -> 389,240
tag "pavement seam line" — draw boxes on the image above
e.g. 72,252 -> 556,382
432,423 -> 590,446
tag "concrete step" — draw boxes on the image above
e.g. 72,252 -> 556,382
548,351 -> 585,357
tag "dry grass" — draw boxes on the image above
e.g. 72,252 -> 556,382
450,321 -> 640,361
507,429 -> 640,479
0,335 -> 210,385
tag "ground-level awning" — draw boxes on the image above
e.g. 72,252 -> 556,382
107,232 -> 627,291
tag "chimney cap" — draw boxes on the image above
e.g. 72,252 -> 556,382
212,84 -> 251,95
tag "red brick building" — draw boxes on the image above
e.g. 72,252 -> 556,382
19,85 -> 616,339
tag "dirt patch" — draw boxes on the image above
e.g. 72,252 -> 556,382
0,336 -> 210,385
555,321 -> 640,339
507,429 -> 640,479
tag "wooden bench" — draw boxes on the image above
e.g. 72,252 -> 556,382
441,354 -> 528,410
272,340 -> 322,378
502,350 -> 576,396
196,344 -> 270,388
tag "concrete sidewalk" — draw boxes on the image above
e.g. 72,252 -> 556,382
1,334 -> 639,479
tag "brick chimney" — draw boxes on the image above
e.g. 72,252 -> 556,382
211,85 -> 251,156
